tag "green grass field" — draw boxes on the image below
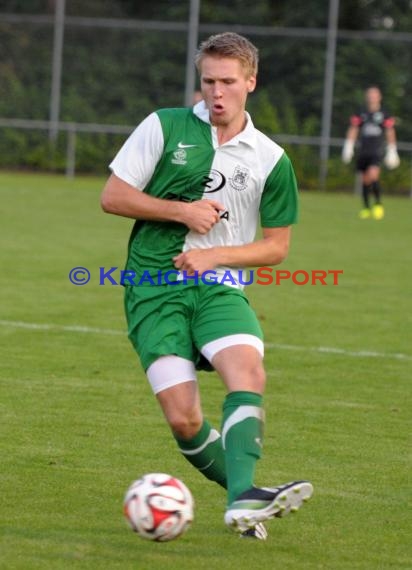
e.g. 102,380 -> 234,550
1,171 -> 411,569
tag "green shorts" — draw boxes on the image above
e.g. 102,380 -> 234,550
124,282 -> 263,372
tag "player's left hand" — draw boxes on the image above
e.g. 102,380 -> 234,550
384,144 -> 400,169
341,139 -> 354,164
173,248 -> 217,276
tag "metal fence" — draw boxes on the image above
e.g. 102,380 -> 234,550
2,116 -> 411,197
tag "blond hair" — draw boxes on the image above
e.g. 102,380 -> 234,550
195,32 -> 258,77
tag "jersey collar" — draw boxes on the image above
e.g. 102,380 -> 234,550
193,100 -> 257,148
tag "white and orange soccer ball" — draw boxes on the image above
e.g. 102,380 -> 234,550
123,473 -> 194,542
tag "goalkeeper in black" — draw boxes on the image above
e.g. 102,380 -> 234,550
342,86 -> 400,220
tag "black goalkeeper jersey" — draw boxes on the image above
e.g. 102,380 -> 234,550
350,108 -> 395,157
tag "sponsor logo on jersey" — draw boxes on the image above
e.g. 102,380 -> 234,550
362,123 -> 382,137
171,149 -> 187,165
177,141 -> 197,148
229,165 -> 249,191
181,169 -> 226,197
200,170 -> 226,193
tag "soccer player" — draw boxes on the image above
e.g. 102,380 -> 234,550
342,85 -> 400,220
101,32 -> 313,539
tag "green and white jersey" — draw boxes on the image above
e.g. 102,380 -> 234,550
110,101 -> 298,289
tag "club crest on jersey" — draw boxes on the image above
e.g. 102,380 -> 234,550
172,149 -> 187,165
229,165 -> 249,191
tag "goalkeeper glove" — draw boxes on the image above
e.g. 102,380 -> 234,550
384,144 -> 400,169
342,140 -> 354,164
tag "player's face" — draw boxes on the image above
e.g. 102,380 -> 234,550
199,56 -> 256,129
365,88 -> 382,110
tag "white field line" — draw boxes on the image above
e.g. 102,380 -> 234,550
0,319 -> 124,336
1,319 -> 411,362
265,342 -> 412,362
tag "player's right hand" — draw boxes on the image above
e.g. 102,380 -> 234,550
181,199 -> 225,234
342,139 -> 354,164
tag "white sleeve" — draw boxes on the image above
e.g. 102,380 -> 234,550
109,112 -> 164,190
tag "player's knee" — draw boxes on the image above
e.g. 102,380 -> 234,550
252,364 -> 266,393
238,362 -> 266,393
169,414 -> 202,439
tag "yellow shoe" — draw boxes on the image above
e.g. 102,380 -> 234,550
372,204 -> 385,220
359,208 -> 371,219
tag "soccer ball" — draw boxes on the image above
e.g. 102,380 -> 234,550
123,473 -> 194,542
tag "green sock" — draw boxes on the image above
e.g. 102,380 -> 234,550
175,420 -> 227,488
222,391 -> 264,504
